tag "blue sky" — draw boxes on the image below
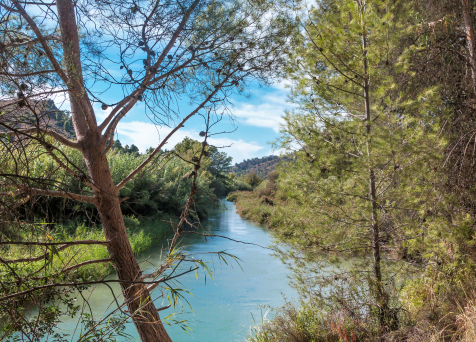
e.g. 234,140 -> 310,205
22,4 -> 295,165
54,80 -> 293,165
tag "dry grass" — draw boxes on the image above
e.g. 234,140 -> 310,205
247,302 -> 375,342
455,298 -> 476,342
247,293 -> 476,342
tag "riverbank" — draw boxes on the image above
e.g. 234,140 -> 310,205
1,215 -> 174,285
226,183 -> 302,244
227,190 -> 277,226
229,186 -> 476,342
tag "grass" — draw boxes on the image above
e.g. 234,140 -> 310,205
247,296 -> 476,342
227,183 -> 279,227
0,214 -> 175,286
456,298 -> 476,342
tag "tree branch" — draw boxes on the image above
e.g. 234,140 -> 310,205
0,187 -> 97,205
2,34 -> 61,48
0,241 -> 109,265
0,69 -> 57,77
56,0 -> 97,131
116,85 -> 221,190
4,127 -> 81,150
99,0 -> 201,136
2,244 -> 84,264
0,240 -> 110,246
60,258 -> 113,273
99,58 -> 195,138
0,278 -> 174,303
11,0 -> 69,85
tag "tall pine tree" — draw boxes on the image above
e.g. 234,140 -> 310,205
277,0 -> 444,334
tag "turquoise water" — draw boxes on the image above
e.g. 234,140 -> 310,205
56,200 -> 298,341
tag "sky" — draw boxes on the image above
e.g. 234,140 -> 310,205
115,82 -> 293,164
53,80 -> 293,165
20,2 -> 296,166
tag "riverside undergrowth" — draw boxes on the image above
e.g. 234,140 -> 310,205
232,178 -> 476,341
226,0 -> 476,338
0,215 -> 174,287
0,136 -> 236,298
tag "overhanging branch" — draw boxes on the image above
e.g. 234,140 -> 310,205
116,85 -> 221,190
99,0 -> 201,136
0,69 -> 57,77
3,127 -> 81,150
60,258 -> 113,273
0,278 -> 176,303
11,0 -> 69,85
2,34 -> 61,48
0,240 -> 110,246
0,242 -> 105,264
0,187 -> 97,205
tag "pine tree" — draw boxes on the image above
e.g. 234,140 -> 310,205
278,0 -> 444,333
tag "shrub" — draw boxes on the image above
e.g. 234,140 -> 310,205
247,302 -> 365,342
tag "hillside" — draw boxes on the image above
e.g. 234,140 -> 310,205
0,99 -> 75,139
232,155 -> 290,179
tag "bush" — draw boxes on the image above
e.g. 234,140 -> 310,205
235,180 -> 254,191
226,192 -> 239,202
244,172 -> 263,187
247,302 -> 364,342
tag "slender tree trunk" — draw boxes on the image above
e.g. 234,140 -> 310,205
361,19 -> 387,330
461,0 -> 476,96
56,0 -> 173,340
83,137 -> 172,341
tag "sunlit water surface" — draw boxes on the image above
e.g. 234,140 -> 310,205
55,200 -> 298,341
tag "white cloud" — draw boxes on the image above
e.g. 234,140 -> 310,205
49,83 -> 288,161
270,79 -> 293,91
116,121 -> 264,162
116,121 -> 189,151
231,84 -> 295,133
207,137 -> 264,161
232,101 -> 287,133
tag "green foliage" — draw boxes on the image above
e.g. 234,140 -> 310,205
268,2 -> 454,334
0,135 -> 237,340
229,189 -> 276,226
109,147 -> 217,219
51,106 -> 75,137
8,136 -> 238,223
0,217 -> 172,289
242,172 -> 263,188
232,0 -> 476,339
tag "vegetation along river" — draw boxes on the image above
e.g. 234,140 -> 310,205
54,200 -> 298,341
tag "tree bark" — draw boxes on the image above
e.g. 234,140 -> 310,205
83,139 -> 172,341
55,0 -> 173,340
361,15 -> 387,330
461,0 -> 476,96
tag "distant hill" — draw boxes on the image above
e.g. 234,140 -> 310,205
232,155 -> 291,179
0,99 -> 75,139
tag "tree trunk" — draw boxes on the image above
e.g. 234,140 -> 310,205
55,0 -> 173,339
83,135 -> 172,342
361,19 -> 387,330
461,0 -> 476,96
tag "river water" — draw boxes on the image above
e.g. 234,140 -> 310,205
55,200 -> 298,341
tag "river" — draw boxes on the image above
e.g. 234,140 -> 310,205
55,200 -> 298,341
